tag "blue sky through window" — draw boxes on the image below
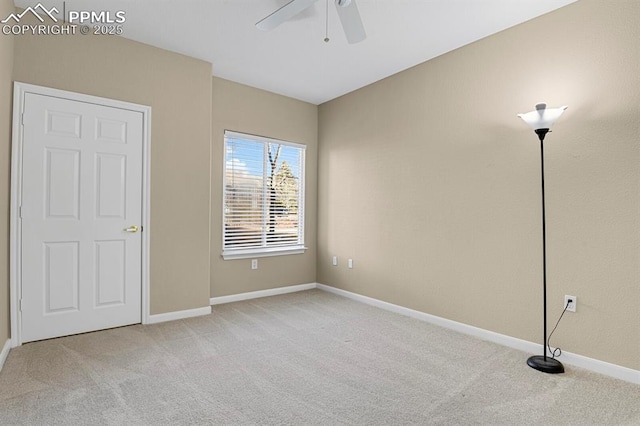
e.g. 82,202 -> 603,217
226,137 -> 301,178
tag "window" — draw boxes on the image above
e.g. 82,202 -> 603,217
222,131 -> 306,260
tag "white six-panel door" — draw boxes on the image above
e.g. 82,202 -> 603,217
20,93 -> 143,343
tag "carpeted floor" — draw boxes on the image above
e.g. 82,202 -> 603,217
0,289 -> 638,425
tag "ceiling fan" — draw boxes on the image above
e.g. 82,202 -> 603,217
256,0 -> 366,44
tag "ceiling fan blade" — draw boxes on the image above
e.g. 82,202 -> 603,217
256,0 -> 320,31
335,0 -> 366,44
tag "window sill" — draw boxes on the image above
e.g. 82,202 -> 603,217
221,246 -> 307,260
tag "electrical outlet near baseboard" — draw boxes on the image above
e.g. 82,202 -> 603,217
564,295 -> 576,312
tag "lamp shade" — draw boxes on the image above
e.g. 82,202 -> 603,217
518,103 -> 568,130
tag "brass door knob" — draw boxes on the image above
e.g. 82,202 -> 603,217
124,225 -> 139,233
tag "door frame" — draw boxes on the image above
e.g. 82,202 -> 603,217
9,82 -> 152,347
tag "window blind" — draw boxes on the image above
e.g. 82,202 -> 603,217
222,131 -> 305,259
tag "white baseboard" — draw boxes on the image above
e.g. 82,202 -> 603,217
147,306 -> 212,324
316,283 -> 640,385
557,350 -> 640,384
210,283 -> 317,306
0,339 -> 11,373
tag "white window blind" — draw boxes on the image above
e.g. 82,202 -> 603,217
222,131 -> 306,260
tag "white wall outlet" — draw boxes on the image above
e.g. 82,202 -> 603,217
348,259 -> 353,269
332,256 -> 338,266
564,295 -> 576,312
251,259 -> 258,270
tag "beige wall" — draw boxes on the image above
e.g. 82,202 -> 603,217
318,0 -> 640,370
211,77 -> 317,297
0,0 -> 14,344
13,17 -> 213,314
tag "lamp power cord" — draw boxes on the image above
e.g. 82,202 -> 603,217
547,300 -> 570,359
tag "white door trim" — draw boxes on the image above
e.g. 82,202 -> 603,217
10,82 -> 152,347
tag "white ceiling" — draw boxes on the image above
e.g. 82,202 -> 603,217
15,0 -> 578,105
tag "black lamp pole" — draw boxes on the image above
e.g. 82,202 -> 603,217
526,128 -> 564,374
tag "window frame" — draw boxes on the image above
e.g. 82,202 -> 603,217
222,130 -> 306,260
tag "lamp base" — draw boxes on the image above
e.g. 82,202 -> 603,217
527,355 -> 565,374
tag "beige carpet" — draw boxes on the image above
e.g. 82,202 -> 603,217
0,289 -> 638,425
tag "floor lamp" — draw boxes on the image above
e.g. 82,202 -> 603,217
517,103 -> 567,374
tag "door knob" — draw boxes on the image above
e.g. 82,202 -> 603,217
123,225 -> 139,233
